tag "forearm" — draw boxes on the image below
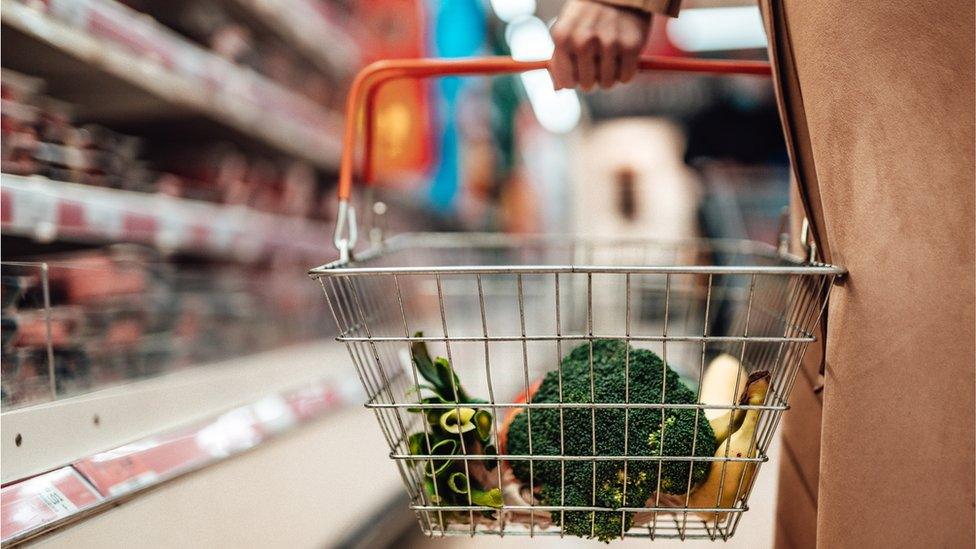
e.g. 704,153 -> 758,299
590,0 -> 681,17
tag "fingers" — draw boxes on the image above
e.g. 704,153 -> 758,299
618,28 -> 642,84
552,24 -> 600,91
575,38 -> 598,91
549,16 -> 575,89
618,52 -> 638,84
549,1 -> 651,91
549,45 -> 575,90
597,32 -> 620,89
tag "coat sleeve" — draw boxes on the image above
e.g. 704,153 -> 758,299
589,0 -> 681,17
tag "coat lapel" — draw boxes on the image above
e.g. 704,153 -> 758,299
758,0 -> 832,263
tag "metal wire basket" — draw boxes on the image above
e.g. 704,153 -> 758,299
310,57 -> 844,541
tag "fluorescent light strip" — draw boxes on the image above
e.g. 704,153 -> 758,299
666,7 -> 768,52
489,0 -> 537,23
503,15 -> 581,133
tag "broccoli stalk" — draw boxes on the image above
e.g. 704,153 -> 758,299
505,339 -> 716,542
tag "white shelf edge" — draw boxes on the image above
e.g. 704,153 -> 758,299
0,173 -> 334,262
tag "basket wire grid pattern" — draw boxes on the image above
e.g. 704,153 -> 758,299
311,233 -> 840,540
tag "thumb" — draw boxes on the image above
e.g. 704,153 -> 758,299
549,49 -> 575,90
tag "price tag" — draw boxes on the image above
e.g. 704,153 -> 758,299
0,467 -> 102,543
285,382 -> 348,422
154,198 -> 188,253
74,447 -> 153,496
11,185 -> 57,241
57,201 -> 86,232
106,471 -> 159,497
209,208 -> 241,252
83,196 -> 124,240
37,485 -> 78,514
250,394 -> 297,435
185,223 -> 210,251
74,407 -> 266,498
194,408 -> 262,458
121,212 -> 158,244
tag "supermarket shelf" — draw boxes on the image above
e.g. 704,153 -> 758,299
2,340 -> 356,483
0,0 -> 342,169
222,0 -> 360,77
0,174 -> 333,262
0,467 -> 102,544
1,340 -> 365,540
21,409 -> 408,549
1,370 -> 364,544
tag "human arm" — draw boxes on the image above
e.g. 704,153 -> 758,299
549,0 -> 680,90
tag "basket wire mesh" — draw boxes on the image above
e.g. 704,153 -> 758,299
316,56 -> 838,542
311,233 -> 841,541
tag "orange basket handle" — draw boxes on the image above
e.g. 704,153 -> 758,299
333,56 -> 772,256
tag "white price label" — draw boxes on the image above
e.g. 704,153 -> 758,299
107,471 -> 159,497
154,200 -> 187,253
209,209 -> 240,252
12,187 -> 58,241
83,198 -> 124,240
251,395 -> 296,434
37,486 -> 78,516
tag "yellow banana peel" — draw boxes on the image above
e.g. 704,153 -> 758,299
686,370 -> 770,525
701,354 -> 749,445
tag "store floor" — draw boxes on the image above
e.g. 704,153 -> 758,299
401,434 -> 781,549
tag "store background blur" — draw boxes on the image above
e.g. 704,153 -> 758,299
1,0 -> 788,546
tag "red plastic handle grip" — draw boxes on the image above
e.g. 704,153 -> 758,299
337,56 -> 771,202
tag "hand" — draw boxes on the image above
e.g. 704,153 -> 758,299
550,0 -> 652,91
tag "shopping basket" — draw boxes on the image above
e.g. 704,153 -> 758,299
310,56 -> 844,541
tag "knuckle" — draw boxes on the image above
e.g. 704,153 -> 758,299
599,35 -> 620,53
619,32 -> 642,51
620,40 -> 638,53
599,31 -> 620,48
551,27 -> 572,47
571,31 -> 596,51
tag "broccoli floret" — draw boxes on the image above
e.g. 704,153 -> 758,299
506,339 -> 715,542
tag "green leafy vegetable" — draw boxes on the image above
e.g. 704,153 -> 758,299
424,478 -> 442,504
424,439 -> 458,477
447,472 -> 470,494
408,432 -> 426,458
470,487 -> 503,508
406,334 -> 501,512
473,410 -> 493,442
440,407 -> 478,434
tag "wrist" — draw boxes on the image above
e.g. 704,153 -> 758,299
584,0 -> 680,18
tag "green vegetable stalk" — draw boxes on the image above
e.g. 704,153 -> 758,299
406,333 -> 502,518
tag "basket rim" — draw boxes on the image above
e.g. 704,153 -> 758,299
308,232 -> 846,277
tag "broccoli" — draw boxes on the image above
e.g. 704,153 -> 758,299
505,339 -> 715,542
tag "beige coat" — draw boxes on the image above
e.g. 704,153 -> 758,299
600,0 -> 976,546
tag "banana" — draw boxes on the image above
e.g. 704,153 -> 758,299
701,354 -> 749,444
708,406 -> 745,446
686,370 -> 770,524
